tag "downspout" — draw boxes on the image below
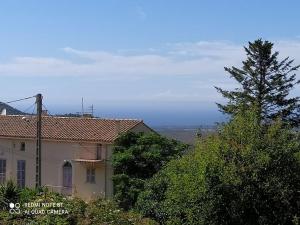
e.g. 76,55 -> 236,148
104,145 -> 107,199
11,141 -> 14,181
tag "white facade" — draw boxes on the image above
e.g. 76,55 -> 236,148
0,138 -> 112,200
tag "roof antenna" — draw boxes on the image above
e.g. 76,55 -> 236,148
81,97 -> 84,116
88,104 -> 94,117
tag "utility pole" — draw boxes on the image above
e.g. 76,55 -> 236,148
35,93 -> 42,188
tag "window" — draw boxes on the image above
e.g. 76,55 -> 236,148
20,142 -> 25,151
0,159 -> 6,184
96,144 -> 102,160
86,168 -> 95,183
63,162 -> 72,188
17,160 -> 26,188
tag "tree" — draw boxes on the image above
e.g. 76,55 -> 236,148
112,132 -> 188,210
136,109 -> 300,225
216,39 -> 300,126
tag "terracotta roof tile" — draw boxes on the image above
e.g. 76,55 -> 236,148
0,115 -> 143,143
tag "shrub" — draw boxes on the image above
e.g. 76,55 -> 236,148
112,132 -> 188,210
136,110 -> 300,225
0,187 -> 156,225
0,180 -> 20,210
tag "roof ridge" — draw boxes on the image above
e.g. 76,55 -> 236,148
0,114 -> 27,117
0,114 -> 143,122
45,116 -> 142,121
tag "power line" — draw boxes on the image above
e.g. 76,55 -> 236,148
5,95 -> 36,104
31,103 -> 36,116
22,102 -> 36,114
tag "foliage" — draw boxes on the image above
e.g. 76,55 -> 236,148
216,39 -> 300,126
112,132 -> 189,210
0,185 -> 156,225
85,198 -> 157,225
136,110 -> 300,225
0,180 -> 20,210
113,174 -> 145,210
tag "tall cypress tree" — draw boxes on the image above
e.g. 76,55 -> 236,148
216,39 -> 300,126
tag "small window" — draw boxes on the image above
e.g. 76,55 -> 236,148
86,168 -> 95,183
0,159 -> 6,184
20,142 -> 25,151
96,144 -> 102,160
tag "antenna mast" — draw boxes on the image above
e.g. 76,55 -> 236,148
81,97 -> 84,116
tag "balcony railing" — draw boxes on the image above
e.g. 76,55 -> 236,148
44,184 -> 74,196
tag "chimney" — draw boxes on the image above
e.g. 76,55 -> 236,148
1,108 -> 7,115
115,120 -> 121,134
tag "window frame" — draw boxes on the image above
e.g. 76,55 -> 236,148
17,160 -> 26,188
86,167 -> 96,183
0,159 -> 6,184
62,162 -> 72,188
96,144 -> 102,160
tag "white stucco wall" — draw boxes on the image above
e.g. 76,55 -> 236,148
0,138 -> 113,201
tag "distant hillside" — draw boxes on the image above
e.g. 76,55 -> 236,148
0,102 -> 25,115
154,125 -> 217,145
55,113 -> 81,117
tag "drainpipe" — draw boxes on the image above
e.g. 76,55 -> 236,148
104,145 -> 107,199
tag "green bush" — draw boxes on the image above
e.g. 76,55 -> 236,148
136,110 -> 300,225
0,185 -> 156,225
0,180 -> 20,210
85,198 -> 157,225
112,132 -> 189,210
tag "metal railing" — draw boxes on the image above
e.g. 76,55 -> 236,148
44,184 -> 74,196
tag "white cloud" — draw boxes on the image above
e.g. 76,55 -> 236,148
0,39 -> 299,81
276,40 -> 300,61
147,90 -> 220,102
168,41 -> 242,60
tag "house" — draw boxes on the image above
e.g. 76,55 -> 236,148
0,115 -> 152,200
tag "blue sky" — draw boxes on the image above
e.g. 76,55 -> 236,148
0,0 -> 300,126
